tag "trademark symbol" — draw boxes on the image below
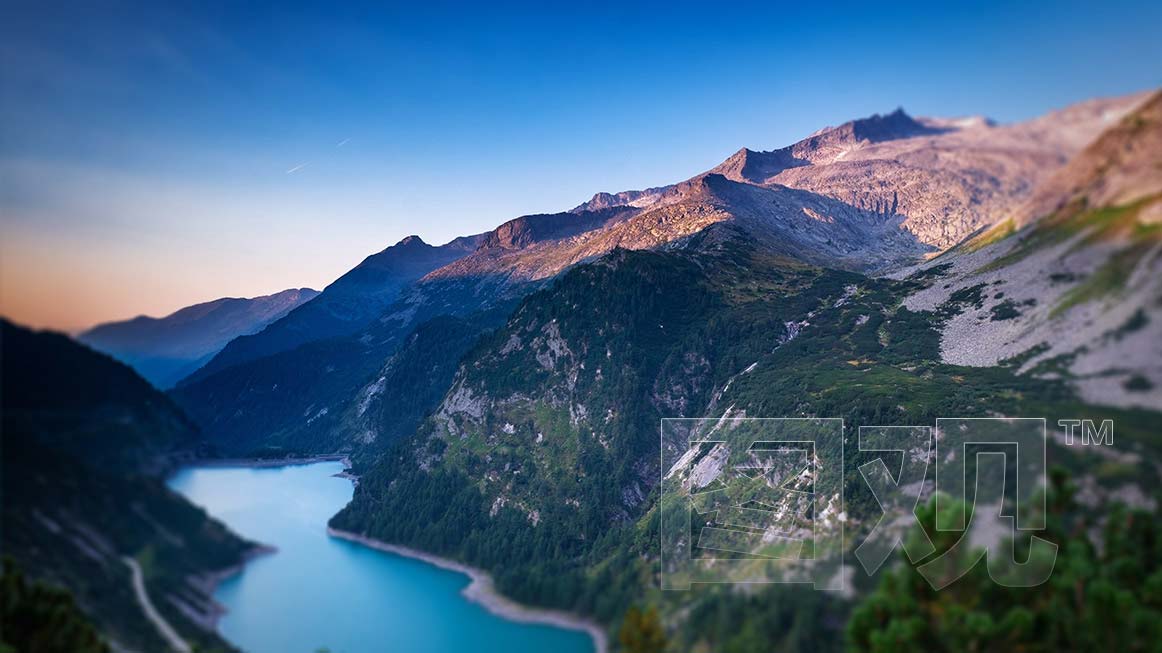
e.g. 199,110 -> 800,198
1058,419 -> 1114,446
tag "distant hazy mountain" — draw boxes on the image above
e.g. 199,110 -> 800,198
78,287 -> 319,389
0,319 -> 255,651
180,233 -> 483,385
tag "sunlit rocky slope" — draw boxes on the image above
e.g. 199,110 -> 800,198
902,90 -> 1162,408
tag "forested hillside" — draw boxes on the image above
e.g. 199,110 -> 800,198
0,320 -> 255,652
332,225 -> 1161,649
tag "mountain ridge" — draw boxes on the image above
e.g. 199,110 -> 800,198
182,232 -> 485,384
79,287 -> 318,388
577,92 -> 1148,249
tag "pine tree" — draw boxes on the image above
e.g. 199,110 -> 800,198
0,558 -> 110,653
847,469 -> 1162,652
619,605 -> 667,653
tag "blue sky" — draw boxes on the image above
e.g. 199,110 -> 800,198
1,0 -> 1160,330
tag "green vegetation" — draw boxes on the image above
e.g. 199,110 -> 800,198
979,195 -> 1160,275
1,558 -> 109,653
849,470 -> 1162,652
1052,239 -> 1155,317
0,320 -> 250,652
962,218 -> 1016,254
678,585 -> 846,653
619,606 -> 667,653
335,315 -> 497,467
990,299 -> 1022,321
1124,374 -> 1153,391
937,283 -> 987,319
171,279 -> 520,458
1112,308 -> 1149,339
332,237 -> 1162,651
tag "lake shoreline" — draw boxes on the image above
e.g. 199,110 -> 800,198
327,527 -> 608,653
179,458 -> 606,653
175,456 -> 344,632
191,544 -> 278,630
185,453 -> 350,469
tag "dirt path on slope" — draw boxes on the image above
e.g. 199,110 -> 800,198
122,557 -> 191,653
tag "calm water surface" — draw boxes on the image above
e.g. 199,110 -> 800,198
168,462 -> 594,653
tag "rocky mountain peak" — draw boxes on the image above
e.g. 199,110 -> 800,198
849,107 -> 936,142
708,108 -> 947,185
480,212 -> 611,250
395,234 -> 428,248
791,107 -> 946,162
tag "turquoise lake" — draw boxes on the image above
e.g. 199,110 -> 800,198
168,461 -> 595,653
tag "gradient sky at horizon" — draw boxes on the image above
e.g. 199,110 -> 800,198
2,1 -> 1160,332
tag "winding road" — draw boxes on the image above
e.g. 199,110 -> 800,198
122,556 -> 192,653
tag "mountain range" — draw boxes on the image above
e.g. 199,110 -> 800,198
170,90 -> 1149,460
79,288 -> 318,389
331,89 -> 1162,649
6,88 -> 1159,651
181,233 -> 484,384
